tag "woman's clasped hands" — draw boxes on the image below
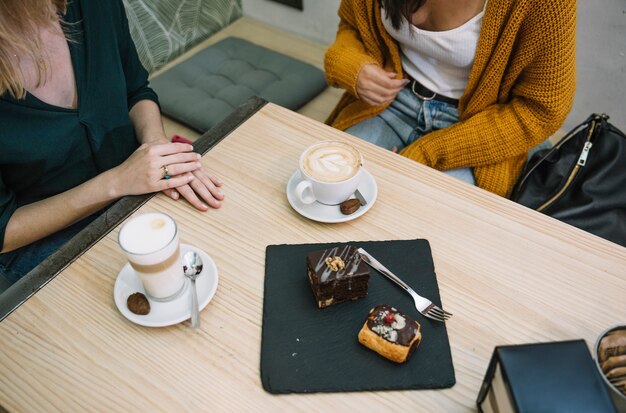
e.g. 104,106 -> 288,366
111,141 -> 224,211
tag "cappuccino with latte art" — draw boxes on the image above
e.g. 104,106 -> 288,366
301,142 -> 362,183
296,141 -> 364,205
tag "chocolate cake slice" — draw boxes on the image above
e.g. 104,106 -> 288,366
306,245 -> 370,308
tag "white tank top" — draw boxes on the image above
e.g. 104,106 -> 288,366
382,6 -> 485,99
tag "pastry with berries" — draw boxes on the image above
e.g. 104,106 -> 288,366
306,245 -> 370,308
358,304 -> 422,363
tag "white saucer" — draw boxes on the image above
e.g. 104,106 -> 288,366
114,244 -> 218,327
286,169 -> 378,223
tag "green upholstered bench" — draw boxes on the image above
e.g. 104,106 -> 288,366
150,36 -> 328,132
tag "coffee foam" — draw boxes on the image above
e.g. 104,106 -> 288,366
119,212 -> 177,257
301,142 -> 361,183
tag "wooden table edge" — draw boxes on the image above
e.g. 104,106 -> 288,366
0,96 -> 269,322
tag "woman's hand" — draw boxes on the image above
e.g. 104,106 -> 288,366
147,137 -> 224,211
110,142 -> 201,197
128,101 -> 224,210
356,64 -> 409,106
165,168 -> 224,211
113,133 -> 225,211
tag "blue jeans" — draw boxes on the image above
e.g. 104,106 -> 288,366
345,86 -> 476,185
0,212 -> 100,285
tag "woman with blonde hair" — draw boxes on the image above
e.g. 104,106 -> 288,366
325,0 -> 576,196
0,0 -> 224,283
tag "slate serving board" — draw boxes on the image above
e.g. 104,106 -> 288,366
261,239 -> 455,394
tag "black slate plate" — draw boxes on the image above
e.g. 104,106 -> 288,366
261,239 -> 455,394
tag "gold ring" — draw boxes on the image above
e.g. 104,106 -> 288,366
162,165 -> 171,179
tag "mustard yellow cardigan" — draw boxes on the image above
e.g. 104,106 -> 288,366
325,0 -> 576,197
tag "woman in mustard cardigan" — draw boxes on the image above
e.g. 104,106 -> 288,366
325,0 -> 576,197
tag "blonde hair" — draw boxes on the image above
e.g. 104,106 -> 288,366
0,0 -> 67,99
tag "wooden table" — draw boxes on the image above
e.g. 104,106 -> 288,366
1,100 -> 625,412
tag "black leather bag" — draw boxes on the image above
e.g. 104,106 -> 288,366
510,114 -> 626,247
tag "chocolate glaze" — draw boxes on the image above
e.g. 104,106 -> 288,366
306,246 -> 368,283
366,304 -> 419,346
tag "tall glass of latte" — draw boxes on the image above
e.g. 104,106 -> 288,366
118,212 -> 185,300
296,140 -> 363,205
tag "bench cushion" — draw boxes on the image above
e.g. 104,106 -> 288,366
150,37 -> 327,131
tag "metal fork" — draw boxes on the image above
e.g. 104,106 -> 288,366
357,248 -> 452,322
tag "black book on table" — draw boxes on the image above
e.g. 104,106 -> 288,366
476,339 -> 616,413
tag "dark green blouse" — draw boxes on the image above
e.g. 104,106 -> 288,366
0,0 -> 158,247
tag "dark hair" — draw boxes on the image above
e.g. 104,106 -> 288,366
380,0 -> 426,31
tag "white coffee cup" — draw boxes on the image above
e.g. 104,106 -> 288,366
118,212 -> 185,300
295,140 -> 363,205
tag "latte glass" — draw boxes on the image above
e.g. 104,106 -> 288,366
295,140 -> 363,205
118,212 -> 185,300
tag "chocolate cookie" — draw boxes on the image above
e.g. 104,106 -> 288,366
127,292 -> 150,315
340,198 -> 360,215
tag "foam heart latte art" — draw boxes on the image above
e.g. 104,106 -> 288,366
301,142 -> 362,183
